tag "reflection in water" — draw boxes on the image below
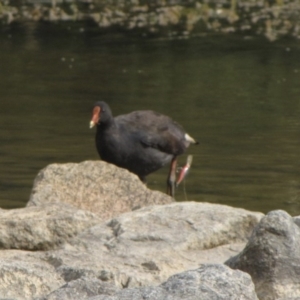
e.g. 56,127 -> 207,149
1,23 -> 300,215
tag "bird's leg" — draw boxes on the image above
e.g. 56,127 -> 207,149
167,156 -> 177,197
176,155 -> 193,186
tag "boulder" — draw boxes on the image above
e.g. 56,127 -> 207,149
27,161 -> 173,220
0,202 -> 263,300
47,202 -> 263,288
160,264 -> 258,300
0,203 -> 100,250
226,210 -> 300,300
89,264 -> 258,300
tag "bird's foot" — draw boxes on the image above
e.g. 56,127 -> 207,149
176,155 -> 193,187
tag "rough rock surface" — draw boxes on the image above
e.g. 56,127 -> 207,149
90,264 -> 258,300
0,201 -> 263,300
0,250 -> 64,300
48,202 -> 263,288
27,161 -> 173,220
0,203 -> 100,250
226,210 -> 300,300
39,277 -> 119,300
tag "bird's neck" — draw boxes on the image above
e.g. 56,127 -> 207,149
97,118 -> 116,131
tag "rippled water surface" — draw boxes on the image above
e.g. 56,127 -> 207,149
1,23 -> 300,215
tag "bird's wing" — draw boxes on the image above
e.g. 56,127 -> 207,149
116,111 -> 187,155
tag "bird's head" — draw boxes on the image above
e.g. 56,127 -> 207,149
90,101 -> 113,128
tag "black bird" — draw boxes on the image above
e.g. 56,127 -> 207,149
90,101 -> 197,196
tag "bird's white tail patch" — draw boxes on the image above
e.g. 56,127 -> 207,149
185,133 -> 197,144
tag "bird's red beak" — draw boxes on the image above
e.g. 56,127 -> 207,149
90,106 -> 101,128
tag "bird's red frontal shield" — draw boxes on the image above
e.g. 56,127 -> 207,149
90,106 -> 101,128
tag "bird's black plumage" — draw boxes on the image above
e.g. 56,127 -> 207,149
90,101 -> 197,194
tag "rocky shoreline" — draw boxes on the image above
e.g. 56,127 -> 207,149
0,160 -> 299,299
1,0 -> 300,41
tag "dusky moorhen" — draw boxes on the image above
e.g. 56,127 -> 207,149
90,101 -> 197,196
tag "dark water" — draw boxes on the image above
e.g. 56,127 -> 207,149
1,22 -> 300,215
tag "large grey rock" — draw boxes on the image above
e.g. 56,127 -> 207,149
46,202 -> 263,288
27,161 -> 173,220
0,250 -> 64,300
0,203 -> 100,250
0,202 -> 263,300
89,264 -> 258,300
226,210 -> 300,300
